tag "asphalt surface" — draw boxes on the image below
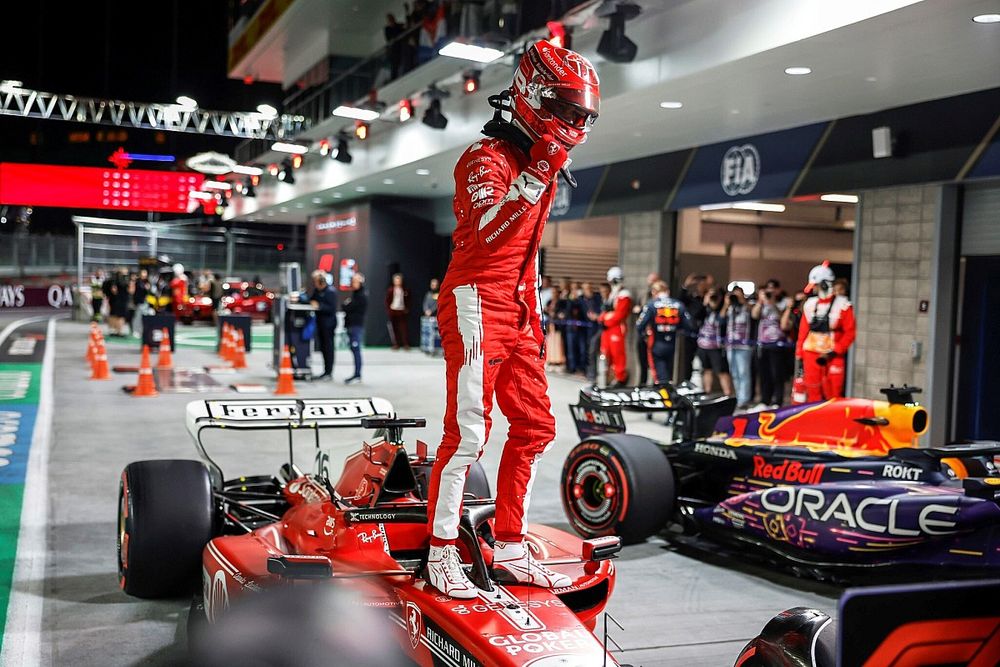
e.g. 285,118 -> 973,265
8,319 -> 837,666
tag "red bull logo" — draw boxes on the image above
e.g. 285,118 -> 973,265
753,456 -> 824,484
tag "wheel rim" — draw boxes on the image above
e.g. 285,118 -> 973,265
117,475 -> 129,588
565,454 -> 622,534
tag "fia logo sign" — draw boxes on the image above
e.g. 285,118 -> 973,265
720,144 -> 760,196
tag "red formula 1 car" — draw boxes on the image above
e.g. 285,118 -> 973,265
220,281 -> 274,322
117,398 -> 622,666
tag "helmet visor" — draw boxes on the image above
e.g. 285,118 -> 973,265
541,86 -> 599,129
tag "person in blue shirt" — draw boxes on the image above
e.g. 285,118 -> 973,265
309,270 -> 338,380
635,280 -> 693,385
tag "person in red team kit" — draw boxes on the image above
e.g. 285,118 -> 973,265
424,39 -> 600,598
600,266 -> 633,386
796,262 -> 856,401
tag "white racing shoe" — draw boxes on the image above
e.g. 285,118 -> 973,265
425,545 -> 479,599
492,540 -> 572,589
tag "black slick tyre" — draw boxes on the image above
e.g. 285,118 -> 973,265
118,459 -> 214,598
561,434 -> 674,544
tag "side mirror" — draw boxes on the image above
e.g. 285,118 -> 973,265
582,536 -> 621,562
266,554 -> 333,579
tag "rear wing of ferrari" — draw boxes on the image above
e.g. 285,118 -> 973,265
185,398 -> 395,483
185,397 -> 395,439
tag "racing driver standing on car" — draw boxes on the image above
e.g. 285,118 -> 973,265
424,39 -> 601,599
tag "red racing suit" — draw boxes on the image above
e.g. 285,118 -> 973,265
599,285 -> 633,383
426,137 -> 557,546
796,294 -> 856,401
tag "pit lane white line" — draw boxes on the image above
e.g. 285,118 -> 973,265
0,314 -> 55,352
0,316 -> 59,665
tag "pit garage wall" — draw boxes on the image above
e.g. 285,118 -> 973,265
852,184 -> 958,446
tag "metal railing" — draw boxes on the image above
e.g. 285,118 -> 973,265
0,234 -> 78,277
233,1 -> 528,164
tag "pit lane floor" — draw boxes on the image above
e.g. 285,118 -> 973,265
9,319 -> 836,666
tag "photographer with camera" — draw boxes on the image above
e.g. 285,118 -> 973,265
696,287 -> 733,396
753,280 -> 791,407
723,286 -> 753,409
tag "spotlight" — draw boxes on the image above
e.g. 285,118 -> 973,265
319,139 -> 331,156
241,177 -> 257,197
331,136 -> 352,164
463,71 -> 480,94
268,163 -> 279,177
354,122 -> 370,141
277,158 -> 295,184
291,154 -> 304,169
422,99 -> 448,130
399,99 -> 413,122
547,21 -> 570,49
596,1 -> 641,63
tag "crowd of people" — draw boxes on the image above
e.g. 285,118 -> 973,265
87,267 -> 156,336
540,268 -> 852,410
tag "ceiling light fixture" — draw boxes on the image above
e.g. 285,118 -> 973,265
463,71 -> 480,94
271,142 -> 308,154
733,202 -> 786,212
312,198 -> 323,204
438,41 -> 504,63
415,168 -> 431,176
422,99 -> 448,130
355,186 -> 367,192
659,101 -> 683,109
596,1 -> 642,63
972,13 -> 1000,23
699,202 -> 786,213
331,136 -> 353,164
333,105 -> 381,121
231,165 -> 264,176
820,194 -> 859,203
176,95 -> 198,109
784,66 -> 812,75
202,181 -> 232,191
399,99 -> 414,122
382,178 -> 395,185
188,191 -> 213,200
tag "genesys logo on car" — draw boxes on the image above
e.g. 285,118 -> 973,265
752,456 -> 824,484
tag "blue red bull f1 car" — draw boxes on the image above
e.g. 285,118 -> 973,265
561,384 -> 1000,576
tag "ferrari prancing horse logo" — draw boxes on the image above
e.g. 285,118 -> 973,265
406,601 -> 422,649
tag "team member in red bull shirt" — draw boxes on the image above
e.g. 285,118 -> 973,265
796,263 -> 856,401
636,280 -> 692,384
424,39 -> 601,598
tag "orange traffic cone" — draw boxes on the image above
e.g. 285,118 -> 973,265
220,324 -> 233,362
87,336 -> 97,368
157,328 -> 174,369
231,329 -> 247,370
86,323 -> 98,362
90,342 -> 110,380
274,345 -> 296,395
134,345 -> 158,397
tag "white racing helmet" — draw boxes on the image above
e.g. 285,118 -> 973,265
172,263 -> 185,278
606,266 -> 623,283
805,263 -> 835,295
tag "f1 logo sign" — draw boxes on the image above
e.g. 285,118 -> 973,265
721,144 -> 760,196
